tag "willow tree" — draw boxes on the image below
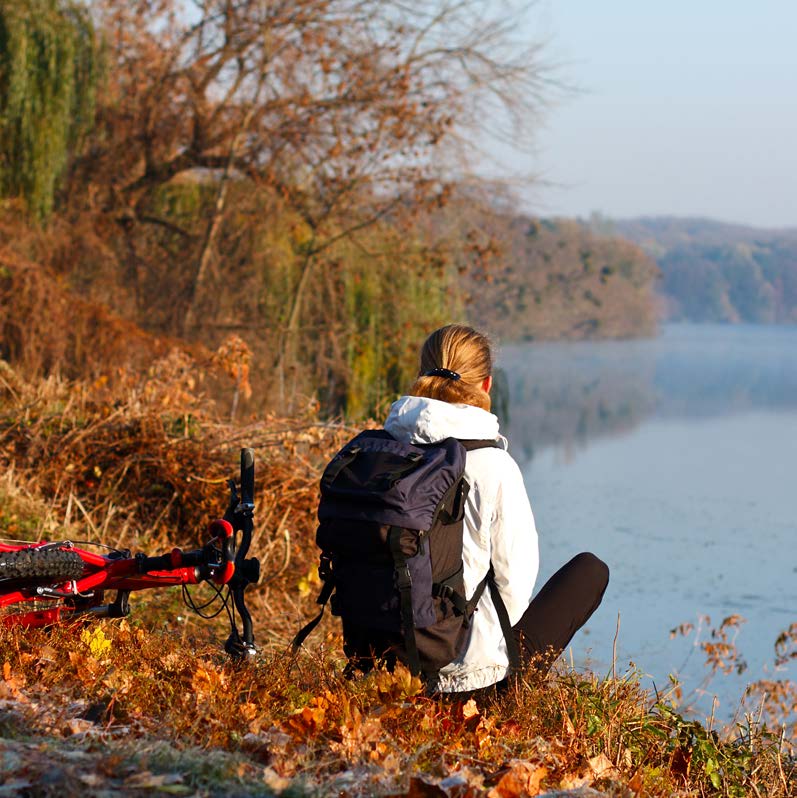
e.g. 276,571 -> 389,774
0,0 -> 99,220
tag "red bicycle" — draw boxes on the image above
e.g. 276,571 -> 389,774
0,449 -> 260,658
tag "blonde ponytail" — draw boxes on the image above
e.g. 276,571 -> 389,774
408,325 -> 493,411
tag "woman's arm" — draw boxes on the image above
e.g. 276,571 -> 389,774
489,454 -> 539,625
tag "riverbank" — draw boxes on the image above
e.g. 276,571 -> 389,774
1,621 -> 792,797
0,364 -> 794,796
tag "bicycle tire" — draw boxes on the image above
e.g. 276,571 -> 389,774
0,548 -> 85,581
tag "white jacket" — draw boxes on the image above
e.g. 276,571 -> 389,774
384,395 -> 539,692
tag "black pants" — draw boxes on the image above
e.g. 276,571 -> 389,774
512,551 -> 609,673
453,551 -> 609,698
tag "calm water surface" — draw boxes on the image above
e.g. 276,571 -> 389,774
500,324 -> 797,718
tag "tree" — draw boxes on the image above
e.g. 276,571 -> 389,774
71,1 -> 547,314
38,0 -> 549,412
0,0 -> 99,220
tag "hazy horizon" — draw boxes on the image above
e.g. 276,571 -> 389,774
569,212 -> 797,232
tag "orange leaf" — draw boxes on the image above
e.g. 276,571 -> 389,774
628,772 -> 645,794
588,753 -> 619,781
461,698 -> 479,720
286,705 -> 326,736
487,761 -> 548,798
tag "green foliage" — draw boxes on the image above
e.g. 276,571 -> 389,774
0,0 -> 99,220
646,703 -> 766,796
135,180 -> 459,417
149,180 -> 210,222
337,229 -> 458,417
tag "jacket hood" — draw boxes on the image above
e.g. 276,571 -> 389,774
384,395 -> 507,448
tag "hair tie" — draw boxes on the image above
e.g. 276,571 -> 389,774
424,367 -> 461,381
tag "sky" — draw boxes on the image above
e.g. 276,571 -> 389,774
494,0 -> 797,228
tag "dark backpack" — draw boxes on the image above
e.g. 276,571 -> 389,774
292,430 -> 519,685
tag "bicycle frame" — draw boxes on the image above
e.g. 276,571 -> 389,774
0,449 -> 260,657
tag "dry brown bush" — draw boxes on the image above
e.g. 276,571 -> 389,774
0,212 -> 170,380
0,356 -> 356,645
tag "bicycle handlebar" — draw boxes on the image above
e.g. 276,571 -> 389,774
137,447 -> 260,659
225,448 -> 259,659
240,448 -> 254,511
137,519 -> 235,583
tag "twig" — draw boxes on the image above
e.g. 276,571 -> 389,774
776,725 -> 788,794
151,491 -> 178,532
72,494 -> 99,538
63,491 -> 74,531
261,528 -> 291,587
99,502 -> 117,540
0,370 -> 21,403
612,611 -> 620,682
707,694 -> 717,732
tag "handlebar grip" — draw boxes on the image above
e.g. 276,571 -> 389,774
240,448 -> 254,507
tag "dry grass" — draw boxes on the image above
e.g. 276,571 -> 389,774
1,621 -> 794,797
0,363 -> 795,797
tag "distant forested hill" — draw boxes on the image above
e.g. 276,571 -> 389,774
465,215 -> 660,341
608,217 -> 797,324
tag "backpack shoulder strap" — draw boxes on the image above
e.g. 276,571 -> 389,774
291,555 -> 334,651
388,526 -> 423,677
485,564 -> 522,675
458,438 -> 503,452
436,563 -> 521,673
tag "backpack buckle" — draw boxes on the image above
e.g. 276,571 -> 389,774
433,582 -> 454,601
395,564 -> 412,591
319,555 -> 333,581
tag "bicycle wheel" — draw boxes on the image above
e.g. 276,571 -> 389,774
0,548 -> 85,582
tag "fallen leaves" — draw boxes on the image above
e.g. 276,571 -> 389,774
369,663 -> 425,702
68,650 -> 104,686
80,626 -> 112,658
462,698 -> 480,721
287,702 -> 328,735
588,752 -> 619,781
0,617 -> 635,798
65,717 -> 94,735
486,760 -> 549,798
0,737 -> 266,797
0,659 -> 26,699
190,661 -> 227,695
3,617 -> 787,797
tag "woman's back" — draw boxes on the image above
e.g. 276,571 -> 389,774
384,394 -> 538,692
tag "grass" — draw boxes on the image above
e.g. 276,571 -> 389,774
0,360 -> 795,796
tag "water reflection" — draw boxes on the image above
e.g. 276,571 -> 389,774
499,324 -> 797,461
497,324 -> 797,718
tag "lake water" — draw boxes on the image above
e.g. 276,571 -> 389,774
499,324 -> 797,721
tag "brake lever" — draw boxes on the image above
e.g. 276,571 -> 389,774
223,479 -> 238,526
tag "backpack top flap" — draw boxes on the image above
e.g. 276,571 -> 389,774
318,430 -> 465,531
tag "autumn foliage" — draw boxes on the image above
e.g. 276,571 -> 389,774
0,364 -> 795,796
